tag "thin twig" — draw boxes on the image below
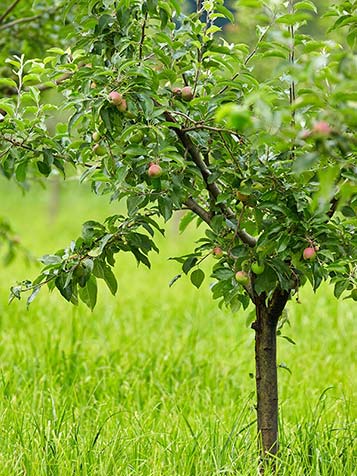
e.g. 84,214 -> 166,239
0,0 -> 21,24
139,11 -> 148,61
219,23 -> 272,95
0,13 -> 42,31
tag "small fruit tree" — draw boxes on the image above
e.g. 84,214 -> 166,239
1,0 -> 356,461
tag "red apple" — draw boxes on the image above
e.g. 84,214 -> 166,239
148,163 -> 162,178
303,247 -> 316,260
235,270 -> 249,285
312,121 -> 331,136
212,247 -> 223,258
181,86 -> 194,101
108,91 -> 123,105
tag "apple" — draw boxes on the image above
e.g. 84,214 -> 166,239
92,131 -> 101,142
236,191 -> 249,203
235,270 -> 249,285
93,144 -> 106,156
116,98 -> 127,112
172,87 -> 182,96
303,247 -> 316,260
181,86 -> 194,101
108,91 -> 123,105
130,130 -> 144,143
251,262 -> 265,275
351,289 -> 357,301
148,163 -> 162,178
312,121 -> 331,136
212,247 -> 223,258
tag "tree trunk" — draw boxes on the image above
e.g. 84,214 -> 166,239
253,299 -> 279,457
252,289 -> 290,465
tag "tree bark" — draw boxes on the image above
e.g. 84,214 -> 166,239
253,299 -> 279,457
252,289 -> 290,463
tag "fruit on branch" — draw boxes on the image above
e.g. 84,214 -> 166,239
251,262 -> 265,275
235,270 -> 249,285
108,91 -> 123,105
116,99 -> 127,112
130,130 -> 144,143
172,87 -> 182,97
236,191 -> 249,203
312,121 -> 332,136
148,163 -> 162,178
92,131 -> 101,142
93,144 -> 106,156
108,91 -> 127,112
181,86 -> 194,101
351,288 -> 357,301
212,247 -> 223,258
303,247 -> 316,260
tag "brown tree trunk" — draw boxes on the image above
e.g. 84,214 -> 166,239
253,299 -> 279,456
252,289 -> 290,464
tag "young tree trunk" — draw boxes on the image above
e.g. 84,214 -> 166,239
252,290 -> 290,462
253,299 -> 279,456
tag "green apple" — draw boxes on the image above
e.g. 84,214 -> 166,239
251,262 -> 265,275
92,131 -> 101,142
93,144 -> 106,156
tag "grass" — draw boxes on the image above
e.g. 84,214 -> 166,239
0,180 -> 356,475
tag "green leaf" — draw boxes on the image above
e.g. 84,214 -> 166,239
103,266 -> 118,295
190,269 -> 205,289
79,275 -> 97,310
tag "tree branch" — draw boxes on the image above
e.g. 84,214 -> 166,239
0,13 -> 42,31
163,109 -> 257,247
183,198 -> 212,225
0,0 -> 21,24
139,11 -> 148,61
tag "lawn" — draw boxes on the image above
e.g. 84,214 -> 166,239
0,180 -> 356,475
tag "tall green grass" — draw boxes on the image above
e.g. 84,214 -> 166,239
0,181 -> 355,475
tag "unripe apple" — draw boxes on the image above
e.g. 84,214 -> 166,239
303,247 -> 316,260
116,98 -> 127,112
181,86 -> 194,101
312,121 -> 331,136
108,91 -> 123,105
92,131 -> 101,142
148,163 -> 162,178
236,191 -> 249,203
130,130 -> 144,143
235,270 -> 249,285
351,288 -> 357,301
251,262 -> 265,275
93,144 -> 106,156
212,247 -> 223,258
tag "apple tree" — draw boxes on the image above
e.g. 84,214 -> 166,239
1,0 -> 356,463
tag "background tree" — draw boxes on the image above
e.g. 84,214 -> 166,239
1,0 -> 356,467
